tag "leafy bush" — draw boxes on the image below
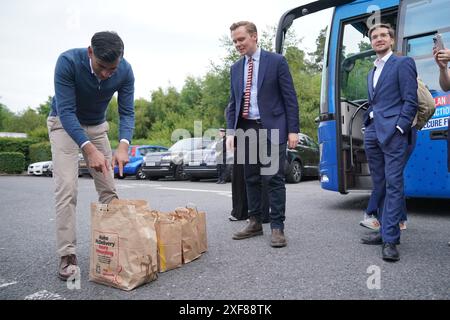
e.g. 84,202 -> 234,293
29,142 -> 52,163
0,137 -> 39,166
0,152 -> 25,173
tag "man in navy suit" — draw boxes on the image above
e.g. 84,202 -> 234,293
226,21 -> 299,248
361,24 -> 418,262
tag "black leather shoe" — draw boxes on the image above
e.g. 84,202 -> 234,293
361,232 -> 382,245
382,243 -> 400,262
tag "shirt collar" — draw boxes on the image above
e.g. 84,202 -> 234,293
89,58 -> 95,75
374,51 -> 393,68
246,47 -> 261,63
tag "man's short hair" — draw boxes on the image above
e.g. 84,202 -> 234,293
91,31 -> 124,63
368,23 -> 395,40
229,21 -> 258,35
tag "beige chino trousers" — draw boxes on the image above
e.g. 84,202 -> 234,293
47,116 -> 118,257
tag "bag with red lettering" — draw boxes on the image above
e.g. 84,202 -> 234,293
89,200 -> 158,291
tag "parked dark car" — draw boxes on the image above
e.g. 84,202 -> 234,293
183,133 -> 319,183
284,133 -> 320,183
142,138 -> 212,181
114,145 -> 168,179
183,140 -> 232,181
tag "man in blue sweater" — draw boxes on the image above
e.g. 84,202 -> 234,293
47,31 -> 135,280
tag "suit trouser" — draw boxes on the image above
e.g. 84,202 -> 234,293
47,116 -> 118,257
366,127 -> 417,221
364,122 -> 408,244
236,118 -> 286,230
230,160 -> 270,222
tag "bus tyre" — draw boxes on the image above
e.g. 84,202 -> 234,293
286,161 -> 303,184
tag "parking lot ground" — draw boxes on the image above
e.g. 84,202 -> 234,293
1,176 -> 449,300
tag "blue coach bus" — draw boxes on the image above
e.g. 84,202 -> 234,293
276,0 -> 450,198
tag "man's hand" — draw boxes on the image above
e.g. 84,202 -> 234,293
83,142 -> 109,177
226,136 -> 235,152
433,48 -> 450,69
112,141 -> 129,177
288,133 -> 299,149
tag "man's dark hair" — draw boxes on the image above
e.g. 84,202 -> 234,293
91,31 -> 124,63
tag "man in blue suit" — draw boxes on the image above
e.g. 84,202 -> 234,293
361,24 -> 418,262
226,21 -> 299,248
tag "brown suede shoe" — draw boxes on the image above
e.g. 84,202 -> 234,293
232,216 -> 263,240
58,254 -> 78,280
271,229 -> 287,248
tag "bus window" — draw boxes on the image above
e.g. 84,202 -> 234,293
340,23 -> 374,103
406,32 -> 450,93
401,0 -> 450,37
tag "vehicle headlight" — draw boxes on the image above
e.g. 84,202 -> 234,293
161,155 -> 174,161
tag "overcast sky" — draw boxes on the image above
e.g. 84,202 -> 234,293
0,0 -> 331,113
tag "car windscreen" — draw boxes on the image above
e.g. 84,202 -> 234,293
169,138 -> 202,152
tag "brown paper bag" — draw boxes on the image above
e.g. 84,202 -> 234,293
154,212 -> 182,272
174,207 -> 201,264
89,202 -> 158,291
109,199 -> 149,209
185,205 -> 207,254
197,211 -> 207,253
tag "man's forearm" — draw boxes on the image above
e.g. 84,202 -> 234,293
439,67 -> 450,92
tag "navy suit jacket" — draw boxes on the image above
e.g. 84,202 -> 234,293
226,49 -> 300,144
365,54 -> 418,146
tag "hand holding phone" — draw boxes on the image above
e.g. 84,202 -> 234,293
433,33 -> 445,51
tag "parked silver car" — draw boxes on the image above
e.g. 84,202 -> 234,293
142,137 -> 212,180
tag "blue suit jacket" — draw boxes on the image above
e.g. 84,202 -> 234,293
365,54 -> 418,146
226,49 -> 300,144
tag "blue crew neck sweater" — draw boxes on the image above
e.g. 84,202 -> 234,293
50,48 -> 135,147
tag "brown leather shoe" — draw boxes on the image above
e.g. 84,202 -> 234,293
58,254 -> 78,280
271,229 -> 287,248
232,216 -> 263,240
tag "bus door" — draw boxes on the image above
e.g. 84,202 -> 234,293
324,0 -> 399,194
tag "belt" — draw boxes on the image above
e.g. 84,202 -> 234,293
240,118 -> 262,124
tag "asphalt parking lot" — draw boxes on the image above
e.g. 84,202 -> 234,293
0,175 -> 449,300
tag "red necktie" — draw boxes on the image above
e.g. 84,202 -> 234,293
242,57 -> 253,118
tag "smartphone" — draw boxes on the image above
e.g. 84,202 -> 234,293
433,33 -> 445,50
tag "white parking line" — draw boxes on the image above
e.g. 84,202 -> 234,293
0,281 -> 18,289
24,290 -> 64,300
156,187 -> 232,195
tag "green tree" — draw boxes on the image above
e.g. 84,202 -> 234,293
37,96 -> 53,116
0,103 -> 14,132
308,27 -> 328,72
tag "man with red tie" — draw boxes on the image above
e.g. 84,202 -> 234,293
226,21 -> 299,248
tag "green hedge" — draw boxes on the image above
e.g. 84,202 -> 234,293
29,142 -> 52,163
0,152 -> 25,173
0,137 -> 40,166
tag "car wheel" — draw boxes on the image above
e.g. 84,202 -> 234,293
135,166 -> 147,180
286,160 -> 303,183
174,165 -> 190,181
